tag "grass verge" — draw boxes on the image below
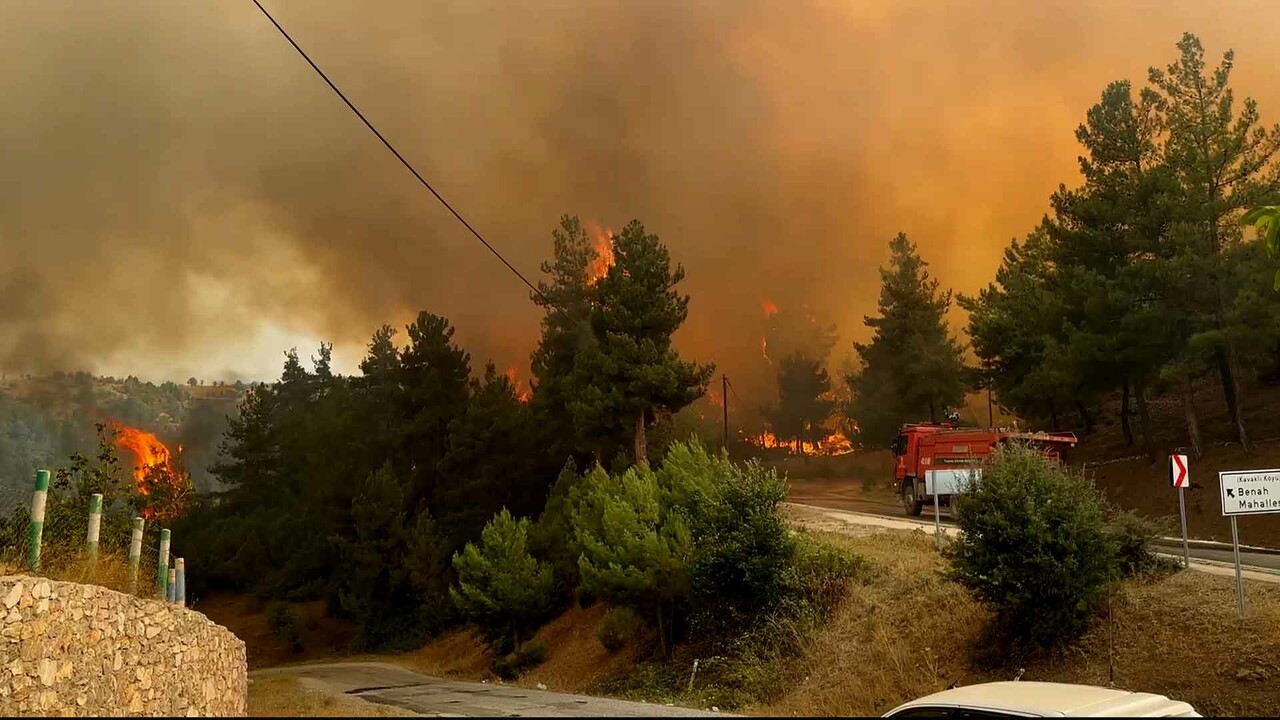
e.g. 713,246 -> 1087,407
247,675 -> 418,717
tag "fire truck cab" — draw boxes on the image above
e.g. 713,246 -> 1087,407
893,423 -> 1077,516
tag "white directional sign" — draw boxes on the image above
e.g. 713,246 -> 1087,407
1219,469 -> 1280,516
1169,454 -> 1189,488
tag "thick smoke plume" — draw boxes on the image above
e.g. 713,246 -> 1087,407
2,1 -> 1278,396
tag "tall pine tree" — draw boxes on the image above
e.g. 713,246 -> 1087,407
571,220 -> 714,466
1147,33 -> 1280,452
530,216 -> 598,464
848,233 -> 965,446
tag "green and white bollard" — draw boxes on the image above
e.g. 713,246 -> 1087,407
86,493 -> 103,559
127,517 -> 145,595
156,528 -> 171,598
175,558 -> 186,607
27,470 -> 49,571
166,567 -> 177,603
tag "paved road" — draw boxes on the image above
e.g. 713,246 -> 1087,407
252,662 -> 732,717
786,501 -> 1280,583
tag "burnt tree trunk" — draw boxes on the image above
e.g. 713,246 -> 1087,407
1135,381 -> 1156,464
1047,398 -> 1060,432
1183,376 -> 1203,460
928,398 -> 937,423
1120,380 -> 1134,447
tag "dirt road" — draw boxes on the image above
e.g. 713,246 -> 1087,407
251,662 -> 733,717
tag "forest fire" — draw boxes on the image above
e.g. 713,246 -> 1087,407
760,298 -> 779,317
585,223 -> 615,284
110,422 -> 179,497
746,428 -> 854,456
504,366 -> 532,403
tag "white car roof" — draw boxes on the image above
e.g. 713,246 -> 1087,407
885,681 -> 1199,717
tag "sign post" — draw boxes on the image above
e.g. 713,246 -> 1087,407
1218,467 -> 1280,617
1169,454 -> 1190,569
926,469 -> 981,550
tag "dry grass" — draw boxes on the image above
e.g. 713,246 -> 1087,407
391,602 -> 637,694
510,603 -> 638,692
761,527 -> 1280,718
392,627 -> 491,679
0,550 -> 155,599
247,675 -> 418,717
763,531 -> 987,716
38,551 -> 142,595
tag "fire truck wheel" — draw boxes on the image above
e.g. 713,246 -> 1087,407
901,481 -> 924,517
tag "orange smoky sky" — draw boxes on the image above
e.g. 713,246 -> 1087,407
1,1 -> 1277,396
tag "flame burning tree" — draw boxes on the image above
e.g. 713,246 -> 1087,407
753,298 -> 851,455
109,421 -> 194,521
531,215 -> 713,466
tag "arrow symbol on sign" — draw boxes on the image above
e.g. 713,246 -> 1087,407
1173,454 -> 1187,488
1227,488 -> 1236,498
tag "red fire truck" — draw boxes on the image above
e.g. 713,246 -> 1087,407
893,423 -> 1078,516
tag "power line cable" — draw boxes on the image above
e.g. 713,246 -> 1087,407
724,376 -> 743,404
250,0 -> 545,302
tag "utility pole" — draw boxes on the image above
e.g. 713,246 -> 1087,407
721,374 -> 729,453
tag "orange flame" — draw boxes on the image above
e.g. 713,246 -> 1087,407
585,222 -> 615,285
745,429 -> 854,456
110,422 -> 177,497
761,335 -> 771,363
761,298 -> 779,317
504,367 -> 532,403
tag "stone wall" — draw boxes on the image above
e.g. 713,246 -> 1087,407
0,575 -> 246,716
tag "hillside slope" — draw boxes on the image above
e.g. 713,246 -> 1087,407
0,372 -> 242,497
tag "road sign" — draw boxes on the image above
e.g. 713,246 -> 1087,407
1169,453 -> 1189,488
1219,469 -> 1280,516
1169,454 -> 1190,569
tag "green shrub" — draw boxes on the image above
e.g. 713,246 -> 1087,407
597,606 -> 643,652
781,534 -> 862,620
266,603 -> 303,653
451,509 -> 556,651
1107,509 -> 1171,578
572,440 -> 859,664
491,639 -> 549,680
946,443 -> 1116,653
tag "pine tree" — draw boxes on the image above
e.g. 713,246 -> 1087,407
571,463 -> 693,659
848,233 -> 965,446
765,353 -> 834,454
1147,33 -> 1280,452
450,509 -> 555,650
1046,79 -> 1178,459
337,463 -> 448,650
571,220 -> 714,466
436,363 -> 543,556
530,216 -> 599,464
399,312 -> 471,504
